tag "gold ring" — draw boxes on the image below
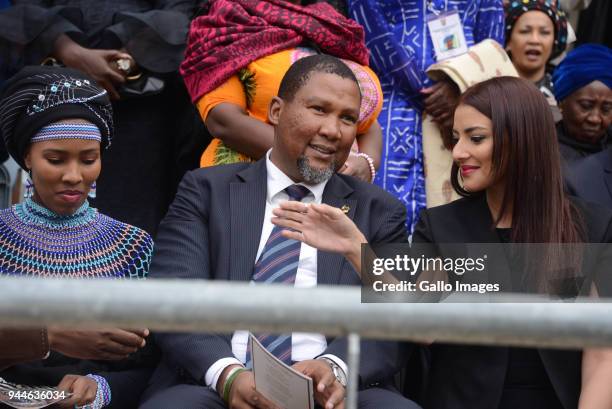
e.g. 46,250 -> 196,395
126,72 -> 143,81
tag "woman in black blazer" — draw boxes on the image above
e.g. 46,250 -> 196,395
273,76 -> 612,409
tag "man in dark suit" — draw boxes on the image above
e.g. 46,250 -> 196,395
139,55 -> 418,409
566,145 -> 612,208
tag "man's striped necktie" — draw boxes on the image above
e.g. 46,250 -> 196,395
247,184 -> 311,366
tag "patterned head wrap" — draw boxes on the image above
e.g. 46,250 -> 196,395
31,123 -> 102,144
552,44 -> 612,102
0,66 -> 113,169
505,0 -> 568,60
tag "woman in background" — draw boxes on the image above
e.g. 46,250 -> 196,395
504,0 -> 568,103
553,44 -> 612,162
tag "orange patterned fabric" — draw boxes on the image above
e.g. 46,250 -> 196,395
181,0 -> 369,103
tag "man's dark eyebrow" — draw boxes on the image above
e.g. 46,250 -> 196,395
303,96 -> 328,104
303,96 -> 359,115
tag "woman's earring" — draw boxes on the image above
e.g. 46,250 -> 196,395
24,170 -> 34,199
458,168 -> 470,192
88,181 -> 97,199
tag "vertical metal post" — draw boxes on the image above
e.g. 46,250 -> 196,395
345,332 -> 361,409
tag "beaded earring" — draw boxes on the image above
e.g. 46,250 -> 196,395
88,181 -> 97,199
24,170 -> 34,199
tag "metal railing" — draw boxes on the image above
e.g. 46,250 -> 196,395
1,277 -> 612,409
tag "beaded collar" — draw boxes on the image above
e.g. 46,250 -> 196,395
0,198 -> 153,279
14,197 -> 98,230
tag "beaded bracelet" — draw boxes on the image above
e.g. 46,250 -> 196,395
355,152 -> 376,182
77,374 -> 111,409
222,367 -> 248,405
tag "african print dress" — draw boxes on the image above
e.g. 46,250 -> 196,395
349,0 -> 504,233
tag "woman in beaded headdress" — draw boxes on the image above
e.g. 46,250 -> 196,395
0,66 -> 155,408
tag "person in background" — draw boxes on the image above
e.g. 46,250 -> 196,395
504,0 -> 568,104
0,0 -> 208,237
347,0 -> 504,233
182,0 -> 383,183
273,76 -> 612,409
0,66 -> 155,409
553,44 -> 612,162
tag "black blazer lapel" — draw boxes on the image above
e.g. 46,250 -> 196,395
229,160 -> 267,282
463,194 -> 499,242
456,195 -> 513,291
318,175 -> 357,286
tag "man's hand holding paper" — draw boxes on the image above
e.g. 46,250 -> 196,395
293,360 -> 346,409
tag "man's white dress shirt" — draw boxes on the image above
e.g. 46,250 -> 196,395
205,150 -> 348,390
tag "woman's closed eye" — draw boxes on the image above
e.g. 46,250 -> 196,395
46,157 -> 63,165
470,135 -> 486,143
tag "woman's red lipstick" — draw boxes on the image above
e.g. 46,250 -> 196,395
460,165 -> 479,176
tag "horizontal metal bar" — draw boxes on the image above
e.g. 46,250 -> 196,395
0,277 -> 611,349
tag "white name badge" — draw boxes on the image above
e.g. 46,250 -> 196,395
427,11 -> 469,61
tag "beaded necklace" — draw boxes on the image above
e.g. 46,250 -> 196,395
15,197 -> 97,229
0,198 -> 153,279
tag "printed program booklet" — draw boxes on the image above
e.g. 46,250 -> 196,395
250,334 -> 315,409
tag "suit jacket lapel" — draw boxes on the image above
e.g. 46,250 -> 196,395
318,175 -> 357,286
230,160 -> 267,282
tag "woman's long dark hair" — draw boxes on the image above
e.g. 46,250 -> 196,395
450,77 -> 585,293
451,76 -> 584,244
